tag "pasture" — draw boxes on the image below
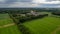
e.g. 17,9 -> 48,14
0,13 -> 60,34
0,25 -> 21,34
23,16 -> 60,34
0,14 -> 21,34
0,14 -> 13,26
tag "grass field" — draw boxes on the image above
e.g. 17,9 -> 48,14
23,16 -> 60,34
0,14 -> 13,26
0,25 -> 21,34
0,13 -> 60,34
0,14 -> 21,34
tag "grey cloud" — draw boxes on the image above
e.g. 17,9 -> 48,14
0,0 -> 33,4
19,0 -> 32,2
46,0 -> 60,2
0,0 -> 17,4
0,0 -> 60,8
6,0 -> 17,4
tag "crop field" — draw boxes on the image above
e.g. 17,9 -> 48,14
0,14 -> 21,34
23,16 -> 60,34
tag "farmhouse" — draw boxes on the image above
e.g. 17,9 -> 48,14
26,10 -> 41,16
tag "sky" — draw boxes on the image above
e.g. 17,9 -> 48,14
0,0 -> 60,8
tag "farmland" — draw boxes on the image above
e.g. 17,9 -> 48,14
0,25 -> 21,34
0,11 -> 60,34
0,14 -> 13,26
23,16 -> 60,34
0,14 -> 22,34
8,11 -> 60,34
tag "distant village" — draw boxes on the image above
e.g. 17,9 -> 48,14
15,10 -> 48,23
19,10 -> 48,17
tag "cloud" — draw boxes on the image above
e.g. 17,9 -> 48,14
0,0 -> 17,4
0,0 -> 60,8
8,2 -> 39,7
0,0 -> 5,2
32,0 -> 60,4
0,0 -> 6,3
17,0 -> 32,2
46,0 -> 58,2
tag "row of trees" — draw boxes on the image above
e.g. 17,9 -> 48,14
9,14 -> 32,34
52,12 -> 60,16
19,14 -> 48,23
9,13 -> 48,34
9,11 -> 48,23
1,8 -> 60,14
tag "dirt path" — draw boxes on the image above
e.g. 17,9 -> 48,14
0,23 -> 15,28
51,25 -> 60,34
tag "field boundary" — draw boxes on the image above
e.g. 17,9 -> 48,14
0,23 -> 15,28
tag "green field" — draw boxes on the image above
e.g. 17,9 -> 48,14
0,14 -> 21,34
0,14 -> 13,26
0,25 -> 21,34
0,13 -> 60,34
23,16 -> 60,34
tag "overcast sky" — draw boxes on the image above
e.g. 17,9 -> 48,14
0,0 -> 60,8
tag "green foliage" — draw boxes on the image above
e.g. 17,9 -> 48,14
9,12 -> 60,34
23,17 -> 60,34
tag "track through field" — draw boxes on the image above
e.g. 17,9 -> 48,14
0,23 -> 15,28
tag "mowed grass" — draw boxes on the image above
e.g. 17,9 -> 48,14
0,25 -> 22,34
0,14 -> 13,26
23,16 -> 60,34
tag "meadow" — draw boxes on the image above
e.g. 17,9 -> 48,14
0,25 -> 21,34
0,12 -> 60,34
0,14 -> 13,26
0,14 -> 21,34
23,16 -> 60,34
